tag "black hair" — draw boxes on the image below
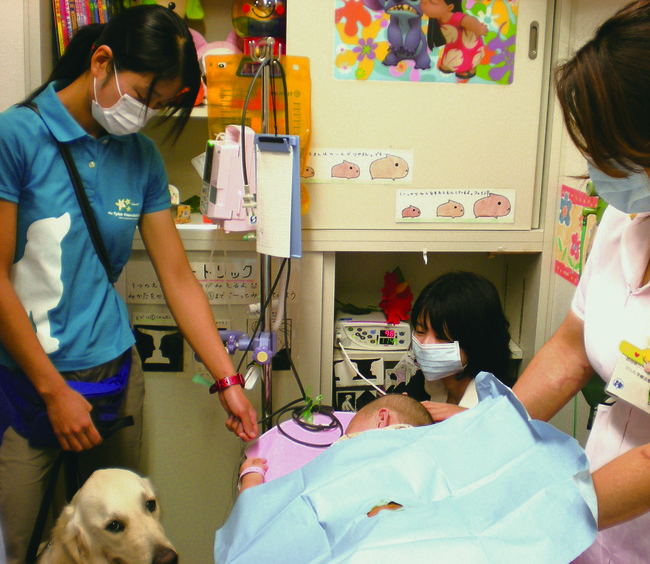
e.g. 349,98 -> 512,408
27,4 -> 200,143
427,0 -> 464,49
410,271 -> 513,387
555,0 -> 650,177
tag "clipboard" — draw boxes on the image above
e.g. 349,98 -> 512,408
254,134 -> 302,259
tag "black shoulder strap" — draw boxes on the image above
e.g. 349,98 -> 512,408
23,101 -> 114,282
24,451 -> 65,564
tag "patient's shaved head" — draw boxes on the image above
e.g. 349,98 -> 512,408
361,394 -> 434,426
345,394 -> 433,435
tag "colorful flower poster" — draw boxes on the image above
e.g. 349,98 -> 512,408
555,185 -> 600,286
334,0 -> 518,84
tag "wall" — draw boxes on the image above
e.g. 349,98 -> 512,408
0,1 -> 27,111
0,0 -> 54,111
289,1 -> 549,234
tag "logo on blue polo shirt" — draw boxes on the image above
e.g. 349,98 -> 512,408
115,198 -> 132,212
109,198 -> 141,220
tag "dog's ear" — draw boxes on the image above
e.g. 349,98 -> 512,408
54,505 -> 91,564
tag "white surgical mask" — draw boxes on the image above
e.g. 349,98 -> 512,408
411,336 -> 464,381
91,68 -> 159,135
587,161 -> 650,214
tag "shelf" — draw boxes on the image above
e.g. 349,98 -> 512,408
132,211 -> 546,253
300,228 -> 546,253
132,215 -> 256,252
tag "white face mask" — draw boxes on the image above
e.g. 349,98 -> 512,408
587,161 -> 650,214
411,335 -> 465,381
91,68 -> 159,135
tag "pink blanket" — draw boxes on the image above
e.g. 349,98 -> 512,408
245,411 -> 356,481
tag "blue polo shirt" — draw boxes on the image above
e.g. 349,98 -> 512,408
0,81 -> 171,371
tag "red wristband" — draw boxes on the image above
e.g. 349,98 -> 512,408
209,373 -> 245,394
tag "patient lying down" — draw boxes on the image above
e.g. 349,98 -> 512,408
238,394 -> 433,495
214,373 -> 597,564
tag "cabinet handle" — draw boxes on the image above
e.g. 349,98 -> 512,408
529,21 -> 539,60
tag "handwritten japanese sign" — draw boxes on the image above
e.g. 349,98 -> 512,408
126,260 -> 259,305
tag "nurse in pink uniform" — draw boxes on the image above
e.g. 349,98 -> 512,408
513,2 -> 650,562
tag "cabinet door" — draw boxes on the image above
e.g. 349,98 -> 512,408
287,0 -> 549,234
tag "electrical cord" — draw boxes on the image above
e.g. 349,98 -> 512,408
233,398 -> 343,503
255,396 -> 303,427
240,58 -> 270,189
267,260 -> 343,447
272,58 -> 290,134
240,56 -> 291,202
275,403 -> 343,449
245,260 -> 342,447
336,339 -> 388,396
235,54 -> 337,447
270,61 -> 278,137
283,260 -> 306,399
235,257 -> 288,373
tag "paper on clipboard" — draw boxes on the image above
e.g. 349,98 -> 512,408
254,134 -> 302,259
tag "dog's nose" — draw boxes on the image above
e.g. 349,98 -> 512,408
152,547 -> 178,564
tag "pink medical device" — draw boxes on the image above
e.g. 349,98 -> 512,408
200,125 -> 257,232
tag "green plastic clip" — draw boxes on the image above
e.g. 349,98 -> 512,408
301,387 -> 323,424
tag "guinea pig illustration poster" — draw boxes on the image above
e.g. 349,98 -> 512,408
304,148 -> 414,185
395,188 -> 516,223
334,0 -> 518,84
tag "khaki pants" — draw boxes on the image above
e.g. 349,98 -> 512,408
0,347 -> 144,564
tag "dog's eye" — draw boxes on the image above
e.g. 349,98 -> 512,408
146,499 -> 157,513
105,520 -> 125,533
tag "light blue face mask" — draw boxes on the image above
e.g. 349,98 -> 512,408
411,335 -> 464,381
587,161 -> 650,214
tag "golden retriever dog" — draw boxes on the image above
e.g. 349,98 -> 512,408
37,468 -> 178,564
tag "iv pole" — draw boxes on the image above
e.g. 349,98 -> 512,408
251,37 -> 276,432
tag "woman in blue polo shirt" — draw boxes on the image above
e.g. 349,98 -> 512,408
0,5 -> 258,562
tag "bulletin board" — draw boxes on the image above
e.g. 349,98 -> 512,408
286,0 -> 549,233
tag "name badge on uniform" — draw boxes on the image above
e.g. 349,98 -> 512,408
606,340 -> 650,414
